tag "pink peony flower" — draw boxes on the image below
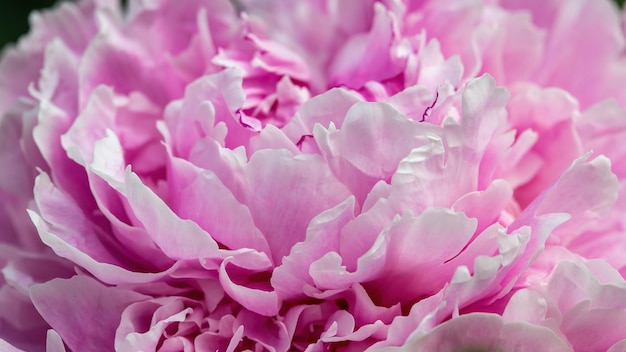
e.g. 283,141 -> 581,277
1,0 -> 626,351
502,260 -> 626,351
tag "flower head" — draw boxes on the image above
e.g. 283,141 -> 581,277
1,0 -> 626,351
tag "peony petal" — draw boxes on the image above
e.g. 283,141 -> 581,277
377,313 -> 570,352
0,103 -> 37,197
534,155 -> 618,243
115,299 -> 192,352
329,3 -> 405,89
219,256 -> 279,317
30,275 -> 148,352
271,196 -> 356,301
0,339 -> 26,352
282,87 -> 363,143
314,101 -> 442,203
244,149 -> 351,264
533,0 -> 626,108
46,330 -> 66,352
123,168 -> 221,260
365,208 -> 477,306
30,172 -> 181,284
167,155 -> 271,256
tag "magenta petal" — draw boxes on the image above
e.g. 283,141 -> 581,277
237,309 -> 292,351
0,104 -> 37,198
30,275 -> 147,352
31,172 -> 124,266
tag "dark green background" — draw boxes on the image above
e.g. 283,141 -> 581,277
0,0 -> 625,50
0,0 -> 61,50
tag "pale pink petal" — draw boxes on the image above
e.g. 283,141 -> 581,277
246,34 -> 311,82
281,87 -> 363,143
409,39 -> 464,90
378,313 -> 570,352
329,3 -> 406,89
501,289 -> 549,325
577,101 -> 626,178
115,298 -> 192,352
365,209 -> 477,307
499,0 -> 563,29
79,34 -> 173,107
248,124 -> 300,155
455,179 -> 513,226
125,0 -> 238,55
532,0 -> 626,108
510,261 -> 626,351
243,149 -> 351,264
30,173 -> 179,284
0,249 -> 66,351
219,255 -> 279,317
535,155 -> 618,243
407,1 -> 484,79
0,339 -> 26,352
478,11 -> 545,85
314,101 -> 442,203
1,0 -> 626,350
271,197 -> 356,301
46,330 -> 66,352
167,155 -> 271,256
163,70 -> 246,159
87,133 -> 172,268
506,84 -> 582,207
185,138 -> 247,199
32,42 -> 94,212
123,168 -> 221,260
609,340 -> 626,352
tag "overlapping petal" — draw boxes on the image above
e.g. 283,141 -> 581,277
1,0 -> 626,351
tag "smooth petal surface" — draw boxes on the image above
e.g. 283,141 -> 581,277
244,149 -> 351,264
30,275 -> 147,352
378,313 -> 570,352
